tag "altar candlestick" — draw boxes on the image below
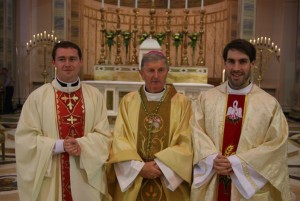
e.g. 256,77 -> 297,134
222,69 -> 226,82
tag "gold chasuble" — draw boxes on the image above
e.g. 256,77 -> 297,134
109,83 -> 192,201
136,85 -> 176,201
218,94 -> 246,201
55,88 -> 85,201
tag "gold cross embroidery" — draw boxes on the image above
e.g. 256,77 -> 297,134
67,115 -> 77,124
67,101 -> 74,110
69,129 -> 76,138
71,94 -> 79,101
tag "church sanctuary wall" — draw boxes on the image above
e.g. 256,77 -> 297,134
16,0 -> 54,104
14,0 -> 299,111
81,0 -> 230,84
255,0 -> 298,112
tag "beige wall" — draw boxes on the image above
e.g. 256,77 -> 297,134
14,0 -> 299,111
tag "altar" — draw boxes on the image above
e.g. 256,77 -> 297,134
84,64 -> 213,118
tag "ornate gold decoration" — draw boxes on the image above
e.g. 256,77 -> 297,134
114,8 -> 123,65
98,8 -> 106,64
165,9 -> 172,66
131,8 -> 139,64
181,9 -> 189,66
250,37 -> 280,87
197,9 -> 206,66
26,31 -> 57,83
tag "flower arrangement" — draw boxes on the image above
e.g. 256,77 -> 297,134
139,32 -> 149,44
172,32 -> 183,66
172,32 -> 183,48
188,32 -> 199,50
105,30 -> 115,48
122,31 -> 131,47
154,32 -> 166,46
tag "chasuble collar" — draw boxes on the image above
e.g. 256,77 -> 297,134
226,82 -> 253,95
52,78 -> 81,93
143,85 -> 166,101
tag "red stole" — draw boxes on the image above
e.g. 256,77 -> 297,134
217,94 -> 246,201
55,88 -> 85,201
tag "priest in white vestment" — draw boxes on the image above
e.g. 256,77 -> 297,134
15,41 -> 112,201
190,39 -> 291,201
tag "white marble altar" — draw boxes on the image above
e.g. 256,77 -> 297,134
83,80 -> 213,117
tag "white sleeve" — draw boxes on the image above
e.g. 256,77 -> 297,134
192,153 -> 218,188
114,160 -> 145,192
53,139 -> 65,154
228,155 -> 267,199
154,159 -> 183,191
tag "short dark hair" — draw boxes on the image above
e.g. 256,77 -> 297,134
141,51 -> 168,69
222,39 -> 256,62
52,41 -> 82,60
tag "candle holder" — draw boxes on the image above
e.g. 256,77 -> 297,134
149,1 -> 156,37
131,8 -> 139,65
114,8 -> 123,65
250,37 -> 280,87
26,31 -> 57,83
197,9 -> 206,66
165,9 -> 172,66
98,8 -> 106,64
181,9 -> 189,66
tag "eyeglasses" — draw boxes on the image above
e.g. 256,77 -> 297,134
225,58 -> 250,66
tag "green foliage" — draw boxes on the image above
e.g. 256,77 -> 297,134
188,32 -> 199,50
172,32 -> 183,48
139,32 -> 149,44
105,30 -> 115,47
122,31 -> 131,47
154,32 -> 166,46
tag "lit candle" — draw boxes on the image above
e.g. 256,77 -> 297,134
253,39 -> 256,45
264,37 -> 267,44
257,38 -> 260,44
201,0 -> 204,9
268,38 -> 270,45
185,0 -> 188,9
102,0 -> 104,8
222,69 -> 225,83
117,0 -> 120,8
26,42 -> 28,49
250,39 -> 252,44
271,42 -> 274,47
44,31 -> 46,38
275,45 -> 277,51
168,0 -> 170,9
278,48 -> 280,55
135,0 -> 137,8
